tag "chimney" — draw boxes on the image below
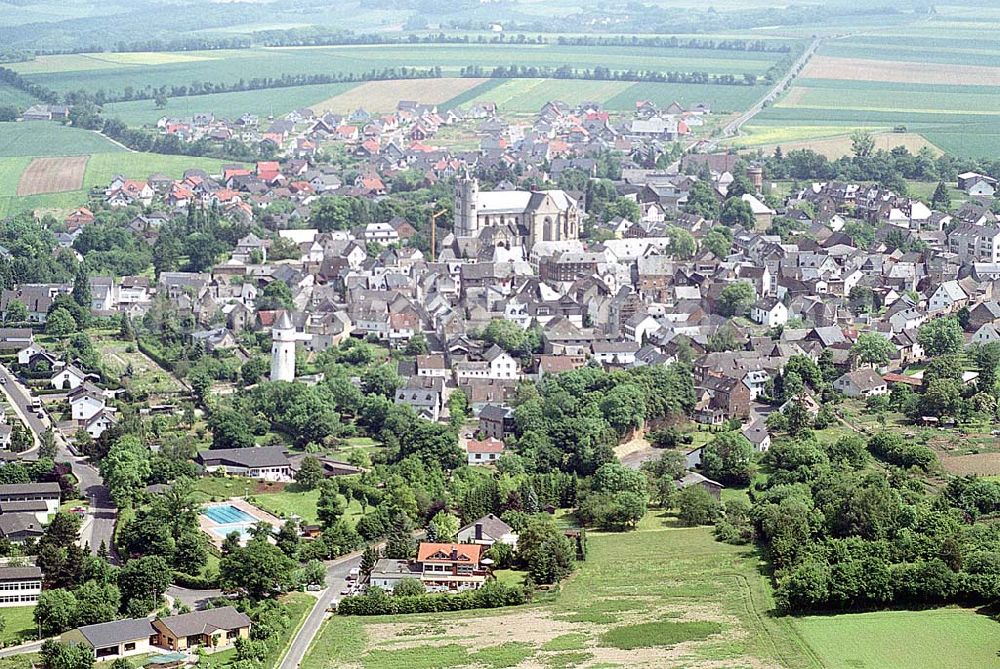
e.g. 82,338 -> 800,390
475,523 -> 483,541
451,547 -> 459,560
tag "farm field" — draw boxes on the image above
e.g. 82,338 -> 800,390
302,515 -> 820,669
743,13 -> 1000,160
455,78 -> 764,114
313,78 -> 487,115
17,156 -> 89,195
92,331 -> 186,395
792,608 -> 1000,669
102,81 -> 360,126
9,44 -> 784,98
0,133 -> 228,218
0,122 -> 124,157
729,128 -> 941,159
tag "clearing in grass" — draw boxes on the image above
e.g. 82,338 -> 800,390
16,156 -> 89,196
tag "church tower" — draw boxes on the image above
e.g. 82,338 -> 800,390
455,173 -> 479,237
270,311 -> 296,382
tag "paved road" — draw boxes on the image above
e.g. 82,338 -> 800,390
165,585 -> 224,610
279,552 -> 363,669
0,640 -> 43,658
705,37 -> 821,151
0,365 -> 116,555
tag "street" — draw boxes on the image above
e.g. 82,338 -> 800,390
279,552 -> 363,669
0,364 -> 117,555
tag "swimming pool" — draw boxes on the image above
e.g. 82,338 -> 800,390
210,524 -> 255,540
202,504 -> 256,525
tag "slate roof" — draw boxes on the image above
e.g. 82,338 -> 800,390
76,618 -> 158,648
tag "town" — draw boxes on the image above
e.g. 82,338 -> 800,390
0,2 -> 999,668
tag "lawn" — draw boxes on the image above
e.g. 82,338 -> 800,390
0,122 -> 123,158
194,476 -> 364,527
792,608 -> 1000,669
0,606 -> 37,645
301,514 -> 819,669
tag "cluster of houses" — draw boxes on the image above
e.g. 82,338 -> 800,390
0,482 -> 62,545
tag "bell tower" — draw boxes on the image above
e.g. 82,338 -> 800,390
270,311 -> 296,382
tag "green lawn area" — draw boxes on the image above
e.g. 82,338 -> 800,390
792,608 -> 1000,669
302,513 -> 819,669
0,606 -> 37,645
0,121 -> 124,157
90,329 -> 184,394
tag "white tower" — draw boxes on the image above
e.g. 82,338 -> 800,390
270,311 -> 296,382
455,173 -> 479,237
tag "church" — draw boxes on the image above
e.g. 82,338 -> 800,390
454,176 -> 581,252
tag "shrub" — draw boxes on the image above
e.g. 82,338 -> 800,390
337,580 -> 526,616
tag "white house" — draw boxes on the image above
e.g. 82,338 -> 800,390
928,281 -> 969,313
51,364 -> 88,390
466,437 -> 505,465
484,345 -> 519,380
456,514 -> 518,548
196,446 -> 291,481
834,369 -> 889,398
750,297 -> 788,327
972,322 -> 1000,344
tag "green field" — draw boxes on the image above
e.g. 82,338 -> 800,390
793,608 -> 1000,669
10,44 -> 783,98
102,81 -> 359,126
302,514 -> 819,669
0,122 -> 124,157
0,85 -> 40,109
0,606 -> 37,645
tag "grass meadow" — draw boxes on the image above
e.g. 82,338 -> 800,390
0,122 -> 124,157
301,514 -> 821,669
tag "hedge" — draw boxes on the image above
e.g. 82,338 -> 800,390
171,570 -> 220,590
337,580 -> 526,616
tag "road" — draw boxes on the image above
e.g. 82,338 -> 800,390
279,552 -> 363,669
0,364 -> 116,555
0,640 -> 43,658
705,37 -> 822,151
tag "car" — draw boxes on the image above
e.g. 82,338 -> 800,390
340,587 -> 351,595
36,411 -> 44,419
0,377 -> 6,385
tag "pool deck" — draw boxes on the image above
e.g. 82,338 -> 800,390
198,497 -> 283,549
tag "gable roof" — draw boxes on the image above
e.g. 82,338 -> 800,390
157,606 -> 251,637
76,618 -> 158,648
416,542 -> 483,564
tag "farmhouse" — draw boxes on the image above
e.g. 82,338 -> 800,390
834,369 -> 889,398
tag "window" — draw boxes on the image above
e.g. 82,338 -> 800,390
124,643 -> 136,652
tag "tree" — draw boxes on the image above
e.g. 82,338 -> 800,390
209,409 -> 255,450
392,577 -> 426,597
384,511 -> 416,559
300,559 -> 326,588
727,174 -> 755,199
360,365 -> 401,398
917,317 -> 964,357
703,226 -> 733,258
717,282 -> 755,317
40,427 -> 57,459
256,281 -> 294,311
118,555 -> 171,614
40,640 -> 94,669
240,356 -> 268,386
219,540 -> 297,599
295,455 -> 325,490
100,435 -> 151,508
684,180 -> 720,219
72,267 -> 91,309
850,332 -> 894,368
701,432 -> 754,486
677,486 -> 722,526
276,520 -> 300,558
720,197 -> 754,227
316,480 -> 345,529
516,516 -> 575,584
73,580 -> 121,626
35,590 -> 78,636
404,333 -> 429,356
931,181 -> 951,211
850,130 -> 875,158
3,299 -> 27,323
360,545 -> 380,575
119,313 -> 135,341
426,511 -> 459,543
667,227 -> 696,259
154,93 -> 168,109
599,383 -> 646,435
45,308 -> 75,336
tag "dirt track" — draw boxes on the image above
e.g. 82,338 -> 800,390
16,156 -> 89,196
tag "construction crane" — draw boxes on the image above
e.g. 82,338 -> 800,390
429,208 -> 448,262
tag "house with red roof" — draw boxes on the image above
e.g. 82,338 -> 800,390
256,161 -> 281,182
466,437 -> 505,466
